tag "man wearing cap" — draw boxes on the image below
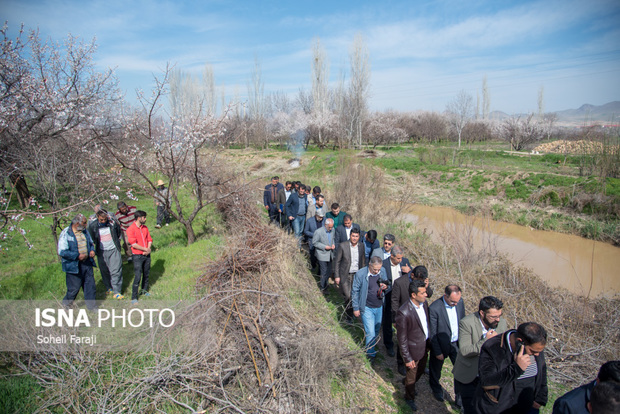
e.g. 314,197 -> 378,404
58,214 -> 98,311
114,201 -> 137,262
154,179 -> 170,229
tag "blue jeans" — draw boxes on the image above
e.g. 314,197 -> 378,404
291,215 -> 305,245
63,261 -> 97,310
361,306 -> 383,357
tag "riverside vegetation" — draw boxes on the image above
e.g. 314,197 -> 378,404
0,144 -> 618,413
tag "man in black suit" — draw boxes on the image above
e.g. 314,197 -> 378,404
381,245 -> 412,358
334,228 -> 365,321
392,264 -> 430,375
395,279 -> 430,412
263,176 -> 283,224
428,284 -> 466,403
333,214 -> 361,249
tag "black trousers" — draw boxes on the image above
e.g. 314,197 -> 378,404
131,254 -> 151,300
455,377 -> 478,414
429,341 -> 459,395
267,204 -> 279,223
382,291 -> 394,349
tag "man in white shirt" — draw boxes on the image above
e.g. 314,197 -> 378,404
428,285 -> 466,402
395,279 -> 430,412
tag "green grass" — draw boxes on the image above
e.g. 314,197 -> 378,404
0,374 -> 43,413
0,182 -> 227,409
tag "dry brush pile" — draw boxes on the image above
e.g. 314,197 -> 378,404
3,183 -> 390,413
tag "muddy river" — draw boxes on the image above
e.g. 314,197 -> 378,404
403,204 -> 620,298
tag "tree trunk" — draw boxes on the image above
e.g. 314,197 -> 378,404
51,213 -> 61,262
183,221 -> 196,245
9,172 -> 31,208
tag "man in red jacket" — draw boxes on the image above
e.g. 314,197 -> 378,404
395,278 -> 430,412
126,210 -> 152,304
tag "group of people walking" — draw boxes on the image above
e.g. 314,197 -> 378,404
263,176 -> 619,414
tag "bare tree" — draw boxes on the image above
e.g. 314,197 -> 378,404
347,33 -> 371,148
482,75 -> 490,120
100,66 -> 238,245
310,38 -> 331,149
462,120 -> 494,144
500,114 -> 544,151
203,63 -> 216,116
538,86 -> 545,120
445,90 -> 474,147
414,111 -> 448,143
542,112 -> 558,140
247,56 -> 267,148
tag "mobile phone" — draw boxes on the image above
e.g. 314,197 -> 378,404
515,341 -> 523,355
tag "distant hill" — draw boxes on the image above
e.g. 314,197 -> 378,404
554,101 -> 620,126
487,102 -> 620,126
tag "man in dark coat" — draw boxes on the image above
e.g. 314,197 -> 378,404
428,284 -> 466,402
474,322 -> 548,414
395,279 -> 430,412
285,184 -> 307,246
333,214 -> 361,251
552,360 -> 620,414
334,228 -> 365,321
263,176 -> 284,224
381,245 -> 412,358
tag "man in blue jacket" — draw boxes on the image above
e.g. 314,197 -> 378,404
351,256 -> 390,360
285,184 -> 307,246
58,214 -> 97,311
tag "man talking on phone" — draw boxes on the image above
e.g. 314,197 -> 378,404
473,322 -> 548,414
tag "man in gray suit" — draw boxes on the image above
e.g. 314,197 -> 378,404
334,228 -> 365,322
428,285 -> 466,403
312,218 -> 335,293
452,296 -> 508,414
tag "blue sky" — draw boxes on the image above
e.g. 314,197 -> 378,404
3,0 -> 619,114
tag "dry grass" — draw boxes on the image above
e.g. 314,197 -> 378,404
397,217 -> 620,386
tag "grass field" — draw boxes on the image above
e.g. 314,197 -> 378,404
260,141 -> 619,243
1,142 -> 615,412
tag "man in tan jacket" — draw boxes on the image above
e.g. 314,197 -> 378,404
452,296 -> 508,413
